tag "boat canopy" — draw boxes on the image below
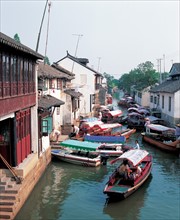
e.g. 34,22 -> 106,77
147,124 -> 175,132
110,149 -> 149,166
84,135 -> 126,143
80,117 -> 99,122
93,123 -> 122,130
108,110 -> 122,117
82,120 -> 104,129
60,140 -> 101,151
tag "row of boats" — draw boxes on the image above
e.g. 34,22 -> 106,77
51,101 -> 180,201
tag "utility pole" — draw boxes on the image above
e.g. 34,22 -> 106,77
73,34 -> 83,57
71,34 -> 83,73
163,54 -> 165,73
36,0 -> 49,52
157,58 -> 162,83
44,1 -> 52,62
97,57 -> 101,72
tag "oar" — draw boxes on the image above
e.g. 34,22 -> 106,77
0,154 -> 22,184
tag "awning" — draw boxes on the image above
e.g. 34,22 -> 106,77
64,89 -> 82,98
110,149 -> 149,166
38,95 -> 65,110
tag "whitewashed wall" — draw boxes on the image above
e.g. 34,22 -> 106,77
57,57 -> 95,116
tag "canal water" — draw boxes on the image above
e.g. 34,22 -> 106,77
15,98 -> 180,220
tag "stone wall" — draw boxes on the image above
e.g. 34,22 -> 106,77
12,147 -> 51,219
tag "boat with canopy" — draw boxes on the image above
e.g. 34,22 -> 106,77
141,124 -> 180,154
103,149 -> 152,200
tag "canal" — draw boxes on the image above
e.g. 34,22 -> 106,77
15,98 -> 180,220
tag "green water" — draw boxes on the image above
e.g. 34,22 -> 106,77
15,97 -> 180,220
15,136 -> 180,220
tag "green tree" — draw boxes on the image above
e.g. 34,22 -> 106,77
103,72 -> 119,94
14,33 -> 21,43
44,56 -> 51,65
118,61 -> 159,93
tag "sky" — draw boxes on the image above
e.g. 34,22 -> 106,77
0,0 -> 179,78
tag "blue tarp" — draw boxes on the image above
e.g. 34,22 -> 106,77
84,135 -> 126,143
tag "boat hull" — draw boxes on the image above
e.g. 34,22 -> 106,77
103,152 -> 152,200
51,150 -> 101,167
142,134 -> 180,154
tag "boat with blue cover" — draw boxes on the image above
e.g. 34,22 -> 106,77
84,135 -> 126,143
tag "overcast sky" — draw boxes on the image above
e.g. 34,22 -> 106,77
1,0 -> 179,78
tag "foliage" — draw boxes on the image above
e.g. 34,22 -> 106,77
103,72 -> 119,94
103,61 -> 169,95
44,56 -> 51,65
14,33 -> 21,43
118,61 -> 159,93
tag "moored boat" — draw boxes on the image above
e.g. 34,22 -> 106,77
51,140 -> 102,167
51,139 -> 128,166
103,149 -> 152,200
84,135 -> 126,144
141,124 -> 180,154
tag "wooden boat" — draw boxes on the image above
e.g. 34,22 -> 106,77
51,140 -> 102,167
84,135 -> 126,144
90,123 -> 122,136
113,128 -> 136,139
103,149 -> 152,200
141,124 -> 180,154
51,139 -> 127,166
127,112 -> 145,130
101,109 -> 123,123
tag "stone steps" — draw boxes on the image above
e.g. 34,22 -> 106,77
0,169 -> 20,219
0,211 -> 13,219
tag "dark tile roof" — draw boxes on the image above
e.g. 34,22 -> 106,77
64,89 -> 82,98
150,79 -> 180,93
38,95 -> 65,110
55,51 -> 103,76
38,62 -> 74,80
51,63 -> 75,79
0,32 -> 43,59
169,63 -> 180,77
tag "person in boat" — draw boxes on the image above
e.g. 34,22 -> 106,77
130,165 -> 142,180
144,117 -> 150,131
69,125 -> 79,138
118,159 -> 132,179
134,140 -> 140,149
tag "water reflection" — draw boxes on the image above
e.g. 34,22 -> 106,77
15,162 -> 108,220
103,175 -> 152,220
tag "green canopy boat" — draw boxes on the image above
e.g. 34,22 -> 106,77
60,139 -> 101,152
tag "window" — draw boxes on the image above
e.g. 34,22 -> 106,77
154,96 -> 157,104
56,107 -> 60,115
168,97 -> 171,111
162,95 -> 164,109
42,117 -> 52,136
57,79 -> 62,90
42,120 -> 48,136
0,52 -> 36,98
80,74 -> 87,84
150,95 -> 153,103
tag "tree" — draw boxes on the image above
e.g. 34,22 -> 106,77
44,56 -> 51,65
14,33 -> 21,43
103,72 -> 119,94
118,61 -> 159,93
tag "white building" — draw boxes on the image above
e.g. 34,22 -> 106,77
55,52 -> 101,119
149,63 -> 180,126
